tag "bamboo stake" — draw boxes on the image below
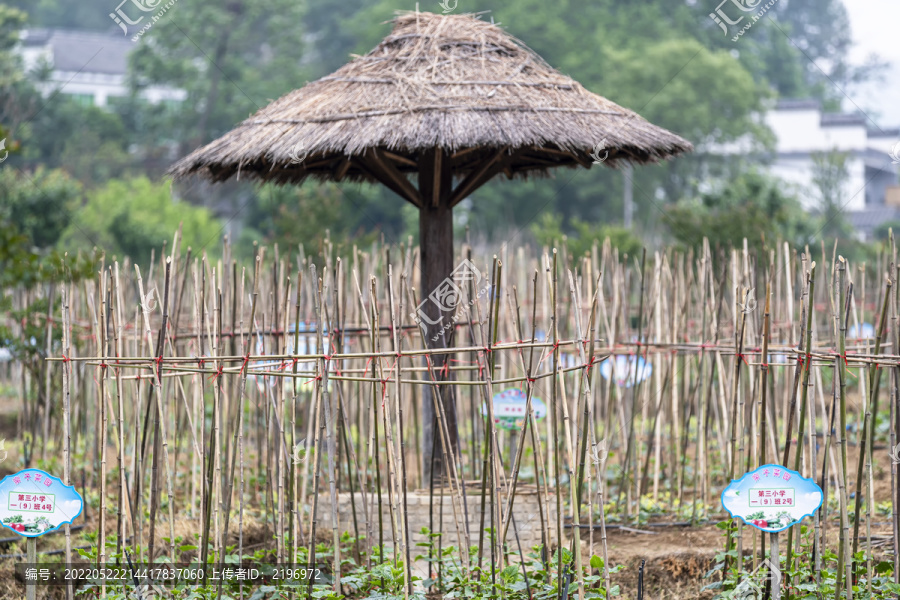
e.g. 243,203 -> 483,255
834,258 -> 853,600
62,276 -> 73,600
388,267 -> 413,596
786,262 -> 815,600
406,282 -> 470,574
135,259 -> 177,563
501,275 -> 544,547
544,250 -> 567,596
221,259 -> 260,566
112,263 -> 129,555
758,269 -> 772,576
851,273 -> 892,558
725,287 -> 751,576
96,270 -> 108,589
320,276 -> 342,592
892,261 -> 900,588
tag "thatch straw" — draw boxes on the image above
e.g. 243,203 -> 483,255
168,11 -> 692,188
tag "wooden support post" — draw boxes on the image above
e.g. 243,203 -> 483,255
418,147 -> 459,488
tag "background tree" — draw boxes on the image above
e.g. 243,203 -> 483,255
127,0 -> 307,150
0,0 -> 888,256
811,149 -> 853,240
0,5 -> 28,148
0,168 -> 96,287
3,0 -> 111,31
664,170 -> 814,254
59,177 -> 223,265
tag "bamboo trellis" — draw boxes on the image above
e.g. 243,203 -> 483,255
3,232 -> 900,598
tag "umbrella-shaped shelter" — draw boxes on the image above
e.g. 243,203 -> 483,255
168,10 -> 691,479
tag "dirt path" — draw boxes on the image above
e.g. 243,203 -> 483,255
595,524 -> 722,599
597,519 -> 897,599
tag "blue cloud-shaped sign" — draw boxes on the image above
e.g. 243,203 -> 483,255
721,464 -> 822,533
0,468 -> 84,537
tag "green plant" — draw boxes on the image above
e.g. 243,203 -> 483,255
58,176 -> 222,265
705,522 -> 900,599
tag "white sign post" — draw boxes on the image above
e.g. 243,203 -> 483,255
26,534 -> 35,600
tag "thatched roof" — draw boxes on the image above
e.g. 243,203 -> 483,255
168,11 -> 692,199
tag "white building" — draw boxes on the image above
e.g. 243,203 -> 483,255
765,100 -> 900,240
17,29 -> 186,108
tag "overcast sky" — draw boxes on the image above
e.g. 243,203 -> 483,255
843,0 -> 900,130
